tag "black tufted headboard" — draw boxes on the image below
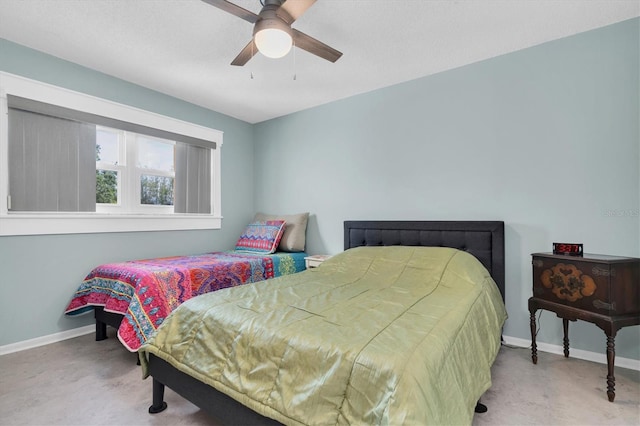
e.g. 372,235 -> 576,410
344,221 -> 505,301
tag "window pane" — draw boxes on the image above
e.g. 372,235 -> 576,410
96,129 -> 119,165
140,175 -> 174,206
96,170 -> 118,204
137,137 -> 174,171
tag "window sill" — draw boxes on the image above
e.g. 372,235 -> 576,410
0,213 -> 222,236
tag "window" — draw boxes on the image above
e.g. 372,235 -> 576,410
94,128 -> 180,213
0,72 -> 223,236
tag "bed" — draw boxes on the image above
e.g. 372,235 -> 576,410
139,220 -> 507,425
65,213 -> 310,351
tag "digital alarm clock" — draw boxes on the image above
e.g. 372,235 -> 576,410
552,243 -> 584,256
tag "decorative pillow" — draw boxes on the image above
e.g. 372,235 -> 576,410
253,212 -> 309,252
235,220 -> 286,254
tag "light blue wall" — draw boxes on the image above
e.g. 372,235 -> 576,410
253,19 -> 640,360
1,19 -> 639,361
0,39 -> 256,345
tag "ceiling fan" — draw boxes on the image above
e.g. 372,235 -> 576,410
201,0 -> 343,66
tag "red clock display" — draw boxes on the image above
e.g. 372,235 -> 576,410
553,243 -> 583,256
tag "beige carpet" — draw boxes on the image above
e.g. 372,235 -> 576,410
0,330 -> 638,425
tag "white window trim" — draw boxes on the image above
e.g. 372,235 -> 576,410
0,72 -> 223,236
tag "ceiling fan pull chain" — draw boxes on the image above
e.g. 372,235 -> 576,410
293,39 -> 297,81
251,40 -> 255,80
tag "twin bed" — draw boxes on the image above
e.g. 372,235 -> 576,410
65,251 -> 307,350
65,213 -> 310,351
139,220 -> 507,425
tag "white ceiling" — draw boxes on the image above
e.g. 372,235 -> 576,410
1,0 -> 638,124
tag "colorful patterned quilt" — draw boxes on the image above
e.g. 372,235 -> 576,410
65,251 -> 307,351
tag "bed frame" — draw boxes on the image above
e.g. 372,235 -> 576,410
343,220 -> 505,301
146,220 -> 505,424
94,307 -> 123,341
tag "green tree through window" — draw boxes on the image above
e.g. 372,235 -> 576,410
141,175 -> 174,206
96,144 -> 118,204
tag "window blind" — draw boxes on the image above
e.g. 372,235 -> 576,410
174,143 -> 211,214
8,108 -> 96,212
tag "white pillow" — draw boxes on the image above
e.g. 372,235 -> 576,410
253,212 -> 309,252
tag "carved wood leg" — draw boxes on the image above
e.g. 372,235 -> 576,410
530,310 -> 538,364
606,334 -> 616,402
562,318 -> 569,358
149,378 -> 168,414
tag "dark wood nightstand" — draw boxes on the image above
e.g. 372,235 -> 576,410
529,252 -> 640,402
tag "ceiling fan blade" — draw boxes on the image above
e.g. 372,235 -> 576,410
292,29 -> 342,63
278,0 -> 316,24
231,39 -> 258,66
201,0 -> 259,24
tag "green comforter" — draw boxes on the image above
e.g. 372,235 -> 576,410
140,246 -> 507,425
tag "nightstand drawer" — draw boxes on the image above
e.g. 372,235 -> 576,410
532,253 -> 640,316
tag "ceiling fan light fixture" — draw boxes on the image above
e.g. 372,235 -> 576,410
252,4 -> 293,59
254,27 -> 292,58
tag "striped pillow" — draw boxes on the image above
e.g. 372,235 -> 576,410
235,220 -> 286,254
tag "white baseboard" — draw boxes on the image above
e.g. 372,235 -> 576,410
1,328 -> 639,373
503,335 -> 640,372
0,325 -> 94,356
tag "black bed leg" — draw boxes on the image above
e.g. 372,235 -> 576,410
475,401 -> 488,413
95,320 -> 107,341
148,378 -> 168,414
